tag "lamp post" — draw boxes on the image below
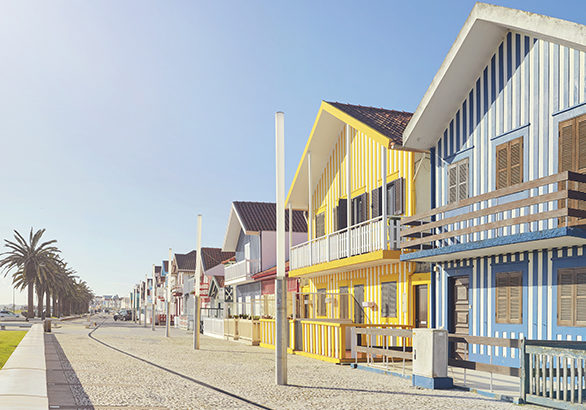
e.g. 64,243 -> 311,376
275,111 -> 287,385
152,265 -> 156,331
166,248 -> 171,337
194,214 -> 202,350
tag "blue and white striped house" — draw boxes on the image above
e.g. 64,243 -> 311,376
400,3 -> 586,366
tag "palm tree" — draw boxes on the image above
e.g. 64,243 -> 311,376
0,229 -> 60,318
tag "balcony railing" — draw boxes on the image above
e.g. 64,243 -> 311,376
290,216 -> 401,271
401,171 -> 586,253
224,258 -> 260,285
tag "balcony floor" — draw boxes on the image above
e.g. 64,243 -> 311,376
401,227 -> 586,262
289,249 -> 402,278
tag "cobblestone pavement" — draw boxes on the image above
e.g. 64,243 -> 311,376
52,315 -> 531,409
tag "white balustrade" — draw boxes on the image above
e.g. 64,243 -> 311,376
224,259 -> 260,285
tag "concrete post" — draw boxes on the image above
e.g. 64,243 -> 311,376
307,150 -> 312,266
143,278 -> 147,328
412,328 -> 452,389
381,146 -> 388,249
346,124 -> 352,254
275,111 -> 287,385
194,214 -> 202,350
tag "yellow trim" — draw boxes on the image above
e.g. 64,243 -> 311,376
316,205 -> 327,215
289,249 -> 401,278
377,171 -> 400,186
351,186 -> 366,197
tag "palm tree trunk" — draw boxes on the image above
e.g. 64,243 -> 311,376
52,295 -> 57,318
46,291 -> 51,317
37,287 -> 44,318
27,284 -> 34,319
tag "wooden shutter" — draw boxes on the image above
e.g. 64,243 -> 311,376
509,272 -> 523,324
333,206 -> 338,232
317,288 -> 326,317
394,178 -> 405,216
315,213 -> 325,238
339,286 -> 348,319
371,187 -> 381,218
496,273 -> 509,323
360,192 -> 368,222
496,143 -> 509,190
559,119 -> 575,173
458,159 -> 469,201
510,138 -> 523,185
576,270 -> 586,326
558,270 -> 574,326
338,199 -> 347,230
579,116 -> 586,172
448,164 -> 458,203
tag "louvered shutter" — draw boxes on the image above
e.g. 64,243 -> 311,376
458,160 -> 469,201
496,143 -> 509,190
448,164 -> 458,203
559,119 -> 575,173
333,206 -> 338,232
496,274 -> 509,323
381,281 -> 397,318
360,192 -> 368,222
558,270 -> 574,326
509,272 -> 523,324
315,213 -> 325,237
578,117 -> 586,172
371,187 -> 381,218
339,286 -> 348,319
510,138 -> 523,186
338,199 -> 347,230
394,178 -> 405,216
576,271 -> 586,326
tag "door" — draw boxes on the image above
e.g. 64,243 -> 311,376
339,286 -> 349,320
414,285 -> 428,328
353,285 -> 364,324
449,276 -> 469,360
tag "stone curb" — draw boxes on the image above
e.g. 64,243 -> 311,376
0,324 -> 48,409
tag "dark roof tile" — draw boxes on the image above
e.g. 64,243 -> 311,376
326,101 -> 412,146
233,201 -> 307,232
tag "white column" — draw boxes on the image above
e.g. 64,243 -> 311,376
381,146 -> 388,249
275,111 -> 287,385
143,276 -> 147,327
346,124 -> 352,255
194,214 -> 202,349
307,150 -> 312,266
152,265 -> 156,331
166,248 -> 172,337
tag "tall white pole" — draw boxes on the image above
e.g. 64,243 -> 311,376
194,214 -> 202,350
346,124 -> 352,236
381,146 -> 388,249
151,264 -> 156,331
275,111 -> 287,385
143,277 -> 147,328
307,151 -> 312,266
166,248 -> 172,337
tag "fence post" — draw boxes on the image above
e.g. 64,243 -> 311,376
520,337 -> 528,403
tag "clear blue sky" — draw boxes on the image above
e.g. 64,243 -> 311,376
1,1 -> 584,304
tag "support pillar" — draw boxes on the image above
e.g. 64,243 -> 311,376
381,146 -> 388,249
194,214 -> 202,350
346,124 -> 352,254
166,248 -> 172,337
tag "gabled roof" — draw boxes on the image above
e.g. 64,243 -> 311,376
222,201 -> 307,251
326,102 -> 412,147
402,3 -> 586,150
162,260 -> 169,277
174,248 -> 236,273
287,100 -> 413,209
175,250 -> 197,272
154,266 -> 161,275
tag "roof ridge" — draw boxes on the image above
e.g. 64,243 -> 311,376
325,100 -> 413,115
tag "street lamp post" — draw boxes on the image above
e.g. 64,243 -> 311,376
166,248 -> 172,337
275,111 -> 287,385
194,214 -> 202,350
152,264 -> 156,331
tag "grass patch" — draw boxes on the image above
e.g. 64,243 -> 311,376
0,331 -> 27,369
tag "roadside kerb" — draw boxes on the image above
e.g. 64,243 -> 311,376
0,324 -> 47,409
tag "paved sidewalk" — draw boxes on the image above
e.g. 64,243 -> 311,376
52,316 -> 533,409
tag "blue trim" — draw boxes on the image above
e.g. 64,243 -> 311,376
489,123 -> 530,141
552,101 -> 586,117
412,374 -> 453,389
443,144 -> 474,163
400,228 -> 586,262
550,255 -> 586,340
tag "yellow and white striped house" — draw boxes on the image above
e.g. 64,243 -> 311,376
286,101 -> 432,333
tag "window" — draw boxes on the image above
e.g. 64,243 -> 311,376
334,199 -> 347,231
381,281 -> 397,318
448,158 -> 469,203
559,113 -> 586,173
339,286 -> 349,319
315,213 -> 325,238
496,137 -> 523,189
351,192 -> 368,225
558,268 -> 586,327
370,177 -> 405,217
495,271 -> 522,324
317,288 -> 326,317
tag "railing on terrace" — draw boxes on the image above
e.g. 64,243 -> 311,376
352,327 -> 413,376
290,216 -> 401,270
290,291 -> 369,323
401,171 -> 586,252
521,339 -> 586,408
224,259 -> 260,284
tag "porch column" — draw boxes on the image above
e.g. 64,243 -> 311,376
288,203 -> 292,262
307,151 -> 312,266
346,124 -> 352,255
381,145 -> 388,249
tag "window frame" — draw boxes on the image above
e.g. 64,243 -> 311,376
495,136 -> 524,190
557,267 -> 586,327
447,158 -> 469,204
380,281 -> 397,318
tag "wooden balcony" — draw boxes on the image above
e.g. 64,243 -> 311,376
401,171 -> 586,262
290,216 -> 401,272
224,259 -> 260,286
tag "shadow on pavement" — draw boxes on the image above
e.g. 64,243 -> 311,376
46,333 -> 93,409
